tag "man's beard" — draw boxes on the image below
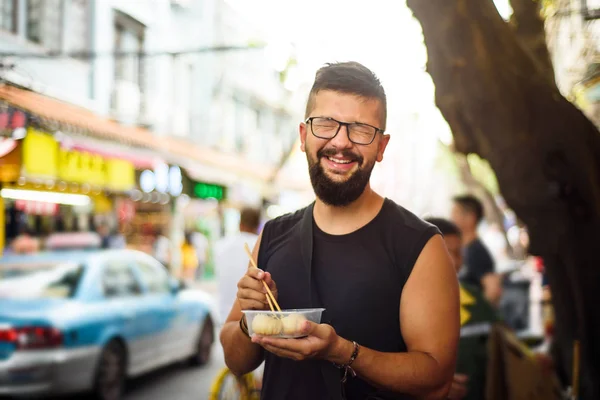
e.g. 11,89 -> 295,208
307,147 -> 375,207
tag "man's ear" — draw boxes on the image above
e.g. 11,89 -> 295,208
376,134 -> 391,162
300,122 -> 307,152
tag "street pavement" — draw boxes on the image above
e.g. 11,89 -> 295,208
123,343 -> 226,400
123,279 -> 225,400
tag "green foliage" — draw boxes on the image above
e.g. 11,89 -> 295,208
466,153 -> 500,195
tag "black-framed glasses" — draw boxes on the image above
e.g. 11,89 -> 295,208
305,117 -> 384,145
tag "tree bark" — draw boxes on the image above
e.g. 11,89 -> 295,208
509,0 -> 556,85
406,0 -> 600,398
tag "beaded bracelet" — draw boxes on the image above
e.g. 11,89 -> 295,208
333,341 -> 360,383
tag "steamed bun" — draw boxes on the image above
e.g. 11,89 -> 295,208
281,314 -> 308,336
251,314 -> 282,336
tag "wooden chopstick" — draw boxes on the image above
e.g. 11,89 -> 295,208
264,289 -> 275,313
244,243 -> 282,312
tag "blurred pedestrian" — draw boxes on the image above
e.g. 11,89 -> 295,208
426,217 -> 498,400
451,194 -> 503,307
153,228 -> 171,270
181,232 -> 198,282
214,207 -> 261,325
11,226 -> 40,254
190,229 -> 209,280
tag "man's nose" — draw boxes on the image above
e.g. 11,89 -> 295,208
329,125 -> 353,148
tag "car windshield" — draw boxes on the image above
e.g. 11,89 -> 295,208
0,261 -> 84,299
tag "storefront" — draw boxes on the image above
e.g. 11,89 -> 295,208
123,163 -> 183,253
0,126 -> 136,255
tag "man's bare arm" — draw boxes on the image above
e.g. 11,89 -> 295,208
327,234 -> 460,398
219,233 -> 269,376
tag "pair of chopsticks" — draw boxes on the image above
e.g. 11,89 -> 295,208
244,243 -> 281,313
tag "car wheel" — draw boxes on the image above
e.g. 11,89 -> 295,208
94,340 -> 126,400
190,317 -> 214,366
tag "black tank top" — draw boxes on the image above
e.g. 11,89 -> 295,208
257,199 -> 439,400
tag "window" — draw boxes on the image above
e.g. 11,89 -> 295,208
0,0 -> 16,33
65,0 -> 89,53
135,258 -> 170,294
0,261 -> 84,299
114,11 -> 145,87
26,0 -> 63,50
103,261 -> 142,298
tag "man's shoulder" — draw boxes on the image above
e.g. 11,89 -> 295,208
262,203 -> 312,236
382,198 -> 439,235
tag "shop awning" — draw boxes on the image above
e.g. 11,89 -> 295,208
0,84 -> 275,182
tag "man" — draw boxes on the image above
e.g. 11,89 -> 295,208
426,217 -> 498,400
220,62 -> 459,400
451,195 -> 502,307
215,207 -> 261,325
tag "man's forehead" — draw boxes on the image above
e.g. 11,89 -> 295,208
310,90 -> 385,125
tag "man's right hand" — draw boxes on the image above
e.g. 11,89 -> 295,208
236,267 -> 278,311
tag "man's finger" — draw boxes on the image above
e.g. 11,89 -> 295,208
246,267 -> 265,280
259,343 -> 301,360
264,272 -> 277,289
454,374 -> 469,384
253,335 -> 309,353
239,300 -> 267,310
238,288 -> 270,304
238,275 -> 265,293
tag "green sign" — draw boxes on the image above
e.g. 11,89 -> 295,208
193,182 -> 226,201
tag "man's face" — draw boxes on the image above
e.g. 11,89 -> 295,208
444,233 -> 464,273
299,90 -> 390,206
451,203 -> 472,233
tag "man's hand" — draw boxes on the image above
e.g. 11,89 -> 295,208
237,267 -> 278,311
251,321 -> 350,363
448,374 -> 468,399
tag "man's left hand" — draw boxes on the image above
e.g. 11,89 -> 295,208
251,321 -> 347,362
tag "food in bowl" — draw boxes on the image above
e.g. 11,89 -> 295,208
243,308 -> 325,338
252,314 -> 283,335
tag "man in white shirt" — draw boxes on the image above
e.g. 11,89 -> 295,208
215,207 -> 261,325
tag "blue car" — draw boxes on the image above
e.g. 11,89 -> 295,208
0,249 -> 216,399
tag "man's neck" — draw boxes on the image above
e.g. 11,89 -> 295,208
313,184 -> 384,235
462,231 -> 478,246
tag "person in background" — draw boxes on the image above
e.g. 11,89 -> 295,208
214,207 -> 262,325
11,226 -> 40,254
426,217 -> 498,400
153,228 -> 171,270
97,223 -> 111,249
181,232 -> 199,282
191,229 -> 210,281
451,194 -> 503,307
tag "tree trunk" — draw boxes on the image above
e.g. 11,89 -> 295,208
406,0 -> 600,398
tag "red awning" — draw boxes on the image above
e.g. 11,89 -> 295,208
0,84 -> 275,182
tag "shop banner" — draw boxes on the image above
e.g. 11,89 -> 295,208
0,138 -> 21,183
23,128 -> 58,178
22,128 -> 135,191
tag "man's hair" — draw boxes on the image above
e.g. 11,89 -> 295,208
305,61 -> 387,129
240,207 -> 261,231
425,217 -> 462,238
453,194 -> 485,223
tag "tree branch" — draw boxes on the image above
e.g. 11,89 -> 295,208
508,0 -> 556,84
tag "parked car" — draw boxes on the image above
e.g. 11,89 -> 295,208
0,249 -> 216,399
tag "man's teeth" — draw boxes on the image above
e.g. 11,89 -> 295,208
327,157 -> 353,164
